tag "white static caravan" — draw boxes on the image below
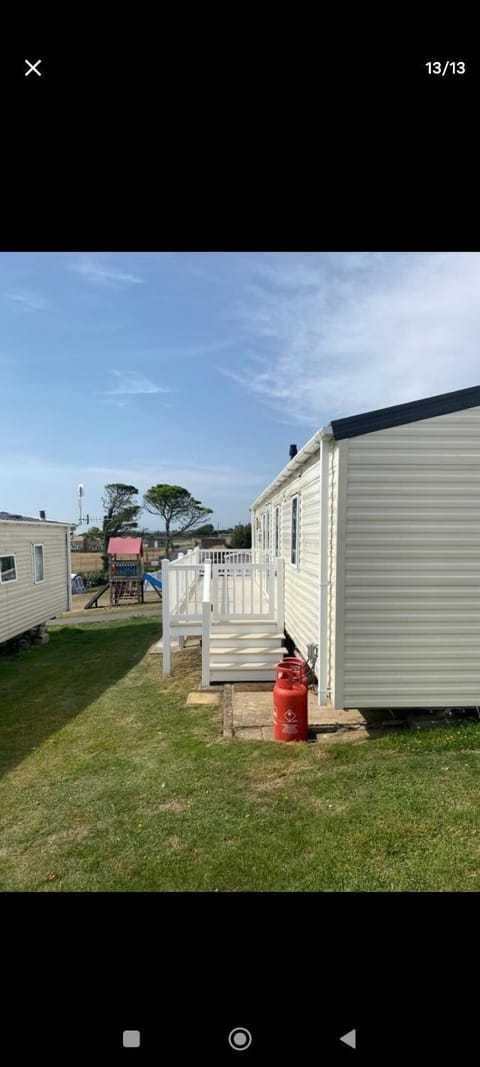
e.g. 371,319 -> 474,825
0,513 -> 72,645
251,384 -> 480,710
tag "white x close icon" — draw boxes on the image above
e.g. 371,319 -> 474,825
25,59 -> 42,77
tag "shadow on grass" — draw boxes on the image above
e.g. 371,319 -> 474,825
0,620 -> 162,779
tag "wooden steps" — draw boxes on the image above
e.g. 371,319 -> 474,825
209,623 -> 285,682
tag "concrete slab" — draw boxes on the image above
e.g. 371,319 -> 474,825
234,707 -> 274,727
186,691 -> 221,706
229,685 -> 406,743
232,688 -> 317,730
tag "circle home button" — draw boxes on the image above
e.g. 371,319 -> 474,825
228,1028 -> 253,1051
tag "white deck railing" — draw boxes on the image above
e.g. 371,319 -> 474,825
164,546 -> 202,619
210,562 -> 272,619
198,548 -> 253,565
162,547 -> 284,680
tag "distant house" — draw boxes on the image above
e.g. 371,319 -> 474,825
71,535 -> 102,552
199,537 -> 228,549
0,512 -> 73,645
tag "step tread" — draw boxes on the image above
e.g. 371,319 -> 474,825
212,620 -> 279,626
209,661 -> 279,669
210,647 -> 284,656
211,627 -> 285,635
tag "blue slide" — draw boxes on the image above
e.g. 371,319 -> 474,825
144,573 -> 163,593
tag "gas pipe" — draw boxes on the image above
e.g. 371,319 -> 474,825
273,666 -> 308,742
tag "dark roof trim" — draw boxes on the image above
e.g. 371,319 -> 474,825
0,511 -> 43,522
0,511 -> 72,525
331,384 -> 480,440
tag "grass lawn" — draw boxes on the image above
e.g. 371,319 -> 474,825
1,619 -> 480,892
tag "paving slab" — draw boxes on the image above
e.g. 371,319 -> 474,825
186,691 -> 221,706
230,685 -> 406,742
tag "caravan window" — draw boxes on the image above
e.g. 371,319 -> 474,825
274,506 -> 281,557
0,555 -> 16,582
261,510 -> 271,554
33,544 -> 44,583
290,496 -> 299,567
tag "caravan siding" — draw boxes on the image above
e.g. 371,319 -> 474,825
340,406 -> 480,707
327,441 -> 340,704
253,449 -> 321,660
0,522 -> 70,643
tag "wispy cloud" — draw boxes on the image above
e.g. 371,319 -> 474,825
220,252 -> 480,424
3,289 -> 51,312
71,256 -> 143,288
104,371 -> 175,396
0,459 -> 266,523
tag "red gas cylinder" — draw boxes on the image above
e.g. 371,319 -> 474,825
273,667 -> 308,742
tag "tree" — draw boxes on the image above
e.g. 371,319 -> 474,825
81,525 -> 102,551
143,484 -> 213,559
228,523 -> 252,549
101,483 -> 142,574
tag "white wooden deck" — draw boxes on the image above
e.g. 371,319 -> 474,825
163,553 -> 284,682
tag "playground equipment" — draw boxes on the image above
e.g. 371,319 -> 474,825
84,582 -> 110,609
144,572 -> 163,598
82,541 -> 163,609
107,537 -> 144,606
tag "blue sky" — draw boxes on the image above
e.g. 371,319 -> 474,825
1,251 -> 479,530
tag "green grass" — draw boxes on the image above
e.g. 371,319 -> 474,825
1,620 -> 480,891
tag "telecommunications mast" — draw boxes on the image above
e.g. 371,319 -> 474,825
77,483 -> 89,526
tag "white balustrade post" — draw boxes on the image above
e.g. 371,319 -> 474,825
201,562 -> 211,687
212,564 -> 217,617
162,559 -> 171,675
221,576 -> 227,616
269,560 -> 275,613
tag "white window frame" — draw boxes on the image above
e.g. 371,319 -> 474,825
0,553 -> 17,583
290,495 -> 300,568
33,543 -> 45,584
274,505 -> 281,557
262,511 -> 270,553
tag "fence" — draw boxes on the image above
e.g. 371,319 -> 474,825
198,548 -> 253,566
161,545 -> 285,681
